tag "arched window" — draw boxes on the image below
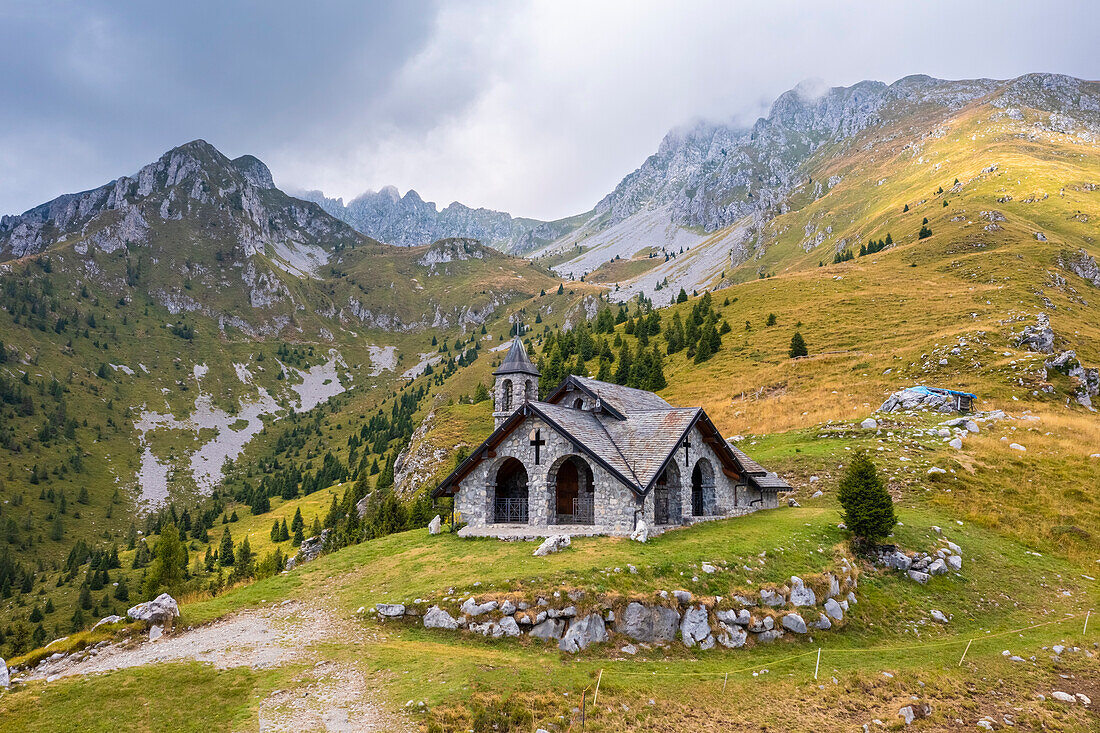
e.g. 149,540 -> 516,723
501,379 -> 513,411
524,379 -> 535,402
573,397 -> 585,410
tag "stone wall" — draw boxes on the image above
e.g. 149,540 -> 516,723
372,562 -> 859,654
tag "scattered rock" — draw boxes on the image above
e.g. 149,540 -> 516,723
499,600 -> 516,616
907,570 -> 930,584
824,598 -> 844,621
629,521 -> 649,543
948,437 -> 963,450
787,498 -> 801,507
533,534 -> 571,557
760,588 -> 786,607
423,606 -> 460,630
672,590 -> 693,605
149,625 -> 163,641
700,562 -> 718,574
897,702 -> 931,725
861,418 -> 879,430
428,515 -> 442,535
497,616 -> 522,638
559,614 -> 608,653
93,615 -> 124,630
376,603 -> 405,618
928,558 -> 948,576
1009,443 -> 1026,452
292,529 -> 332,567
946,555 -> 963,571
0,658 -> 7,688
1051,691 -> 1076,703
620,644 -> 637,655
930,610 -> 949,624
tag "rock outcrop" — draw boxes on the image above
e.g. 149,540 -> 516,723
127,593 -> 180,626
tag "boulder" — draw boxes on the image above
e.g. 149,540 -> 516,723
825,573 -> 841,599
812,613 -> 832,630
700,562 -> 718,574
0,658 -> 7,688
377,603 -> 405,618
861,418 -> 879,430
529,618 -> 566,640
620,644 -> 637,655
716,622 -> 748,648
428,515 -> 442,535
499,600 -> 516,616
629,521 -> 649,543
760,588 -> 786,607
948,437 -> 963,450
824,598 -> 844,621
533,534 -> 571,557
672,590 -> 693,606
127,593 -> 180,625
1009,443 -> 1026,452
946,555 -> 963,571
928,559 -> 949,576
1051,691 -> 1076,704
748,616 -> 775,633
559,614 -> 608,653
423,606 -> 460,630
781,613 -> 807,634
789,577 -> 816,607
755,629 -> 782,643
615,602 -> 680,643
679,605 -> 714,647
930,610 -> 949,624
148,624 -> 163,641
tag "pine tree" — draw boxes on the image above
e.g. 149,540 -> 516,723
788,331 -> 808,358
219,527 -> 235,566
766,313 -> 777,327
292,524 -> 304,547
279,518 -> 290,542
837,452 -> 897,546
676,288 -> 688,303
291,508 -> 304,533
270,520 -> 281,542
613,343 -> 632,385
142,522 -> 187,598
114,577 -> 129,601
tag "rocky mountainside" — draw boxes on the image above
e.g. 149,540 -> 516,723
532,73 -> 1100,302
296,186 -> 581,253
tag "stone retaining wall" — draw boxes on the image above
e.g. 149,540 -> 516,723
370,561 -> 859,654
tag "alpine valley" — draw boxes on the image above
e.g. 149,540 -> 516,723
0,73 -> 1098,731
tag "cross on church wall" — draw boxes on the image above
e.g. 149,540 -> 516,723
683,436 -> 691,465
529,428 -> 546,464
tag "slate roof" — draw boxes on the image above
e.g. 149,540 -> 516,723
493,337 -> 540,377
433,376 -> 789,498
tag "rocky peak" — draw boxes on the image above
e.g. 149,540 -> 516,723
231,154 -> 275,189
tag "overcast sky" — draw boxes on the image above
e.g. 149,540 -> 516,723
2,1 -> 1098,220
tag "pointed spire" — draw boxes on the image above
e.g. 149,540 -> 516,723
493,336 -> 540,377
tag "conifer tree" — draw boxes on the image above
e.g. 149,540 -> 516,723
291,508 -> 304,533
270,520 -> 281,542
142,522 -> 187,598
789,331 -> 808,358
280,518 -> 290,542
219,527 -> 235,566
613,343 -> 632,385
837,452 -> 897,546
292,524 -> 304,547
676,288 -> 688,303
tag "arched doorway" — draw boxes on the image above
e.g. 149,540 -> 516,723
549,455 -> 594,524
493,457 -> 528,523
654,461 -> 682,525
691,458 -> 715,517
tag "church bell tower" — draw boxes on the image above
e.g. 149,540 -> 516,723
492,335 -> 540,428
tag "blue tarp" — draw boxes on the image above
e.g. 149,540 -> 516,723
914,385 -> 977,399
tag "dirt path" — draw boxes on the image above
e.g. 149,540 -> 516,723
25,599 -> 414,732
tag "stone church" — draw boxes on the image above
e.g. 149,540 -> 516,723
433,337 -> 788,538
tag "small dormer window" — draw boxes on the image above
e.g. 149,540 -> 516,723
573,398 -> 584,410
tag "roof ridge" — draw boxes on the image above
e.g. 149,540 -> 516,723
594,413 -> 642,487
